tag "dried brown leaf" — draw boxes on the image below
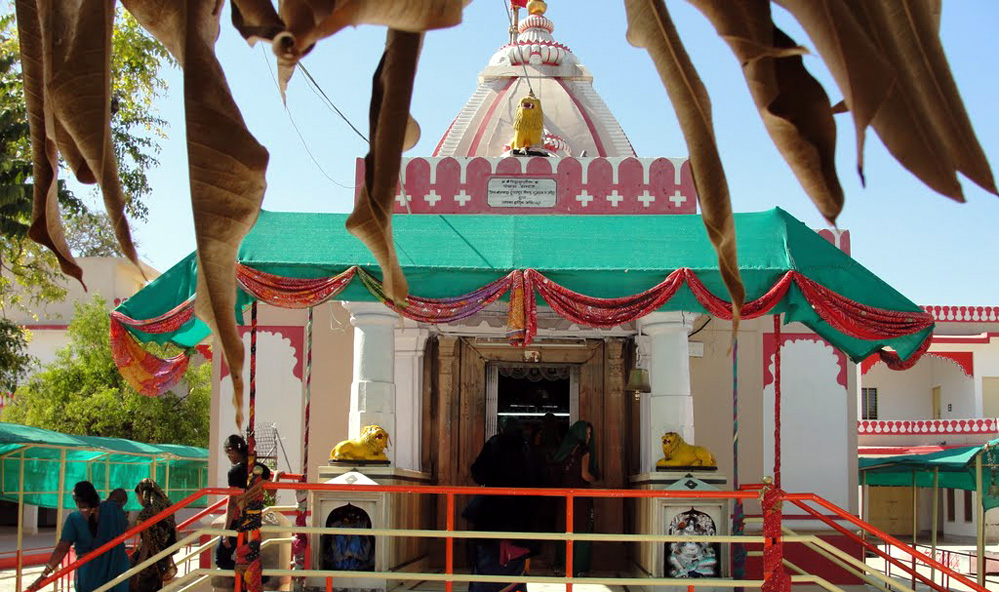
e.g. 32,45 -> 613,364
775,0 -> 896,188
231,0 -> 285,44
346,29 -> 423,304
122,0 -> 270,428
270,0 -> 464,94
689,0 -> 843,223
40,0 -> 141,269
624,0 -> 745,324
14,0 -> 82,284
847,0 -> 996,196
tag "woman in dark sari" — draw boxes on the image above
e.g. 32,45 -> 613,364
130,479 -> 178,592
554,420 -> 598,576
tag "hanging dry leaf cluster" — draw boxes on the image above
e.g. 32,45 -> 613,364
14,0 -> 994,426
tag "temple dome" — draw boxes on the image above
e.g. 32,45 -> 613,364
432,3 -> 635,158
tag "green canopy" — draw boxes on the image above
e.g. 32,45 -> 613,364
0,423 -> 208,510
116,208 -> 931,361
860,441 -> 999,510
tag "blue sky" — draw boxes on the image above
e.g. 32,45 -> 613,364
111,1 -> 998,306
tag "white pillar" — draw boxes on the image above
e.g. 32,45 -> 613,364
637,311 -> 693,472
22,504 -> 38,536
344,302 -> 399,460
394,321 -> 429,471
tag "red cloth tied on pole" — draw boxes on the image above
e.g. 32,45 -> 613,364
237,265 -> 356,308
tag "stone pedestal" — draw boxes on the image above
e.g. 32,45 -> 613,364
637,312 -> 694,472
310,465 -> 432,591
629,471 -> 730,592
344,303 -> 398,449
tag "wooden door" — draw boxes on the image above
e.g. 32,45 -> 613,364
868,486 -> 914,537
932,386 -> 942,419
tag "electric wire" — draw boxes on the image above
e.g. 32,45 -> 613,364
259,46 -> 354,189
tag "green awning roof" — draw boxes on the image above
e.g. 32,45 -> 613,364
0,423 -> 208,510
860,441 -> 999,510
116,208 -> 931,361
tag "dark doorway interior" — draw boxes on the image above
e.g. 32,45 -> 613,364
496,366 -> 570,439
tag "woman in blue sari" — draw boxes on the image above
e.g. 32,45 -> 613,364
33,481 -> 131,592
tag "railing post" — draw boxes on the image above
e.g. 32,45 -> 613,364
566,490 -> 574,592
445,492 -> 454,592
234,531 -> 244,592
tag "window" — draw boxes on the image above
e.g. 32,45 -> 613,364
947,489 -> 955,522
861,388 -> 878,420
964,489 -> 974,523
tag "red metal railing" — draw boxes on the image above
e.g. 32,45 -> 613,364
27,481 -> 992,592
784,492 -> 990,592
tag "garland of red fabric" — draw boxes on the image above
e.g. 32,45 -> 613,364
109,318 -> 190,396
112,265 -> 934,396
236,264 -> 357,309
357,267 -> 516,324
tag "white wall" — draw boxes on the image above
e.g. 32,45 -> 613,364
764,336 -> 852,511
864,359 -> 934,420
213,329 -> 303,506
934,358 -> 976,418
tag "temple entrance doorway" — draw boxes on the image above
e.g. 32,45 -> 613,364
485,363 -> 578,438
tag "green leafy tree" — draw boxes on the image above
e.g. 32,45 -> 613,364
0,10 -> 172,313
0,317 -> 32,393
3,296 -> 210,447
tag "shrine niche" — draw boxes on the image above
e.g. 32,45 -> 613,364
666,508 -> 719,578
321,503 -> 375,572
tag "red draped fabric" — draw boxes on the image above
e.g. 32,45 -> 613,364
111,297 -> 196,333
114,264 -> 935,392
357,268 -> 517,324
791,274 -> 935,340
109,318 -> 190,396
237,265 -> 357,308
527,268 -> 686,328
684,269 -> 793,319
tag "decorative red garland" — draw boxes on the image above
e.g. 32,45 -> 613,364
112,265 -> 934,396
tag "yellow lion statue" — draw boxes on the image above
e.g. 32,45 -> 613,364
657,432 -> 717,468
330,425 -> 390,462
509,92 -> 543,152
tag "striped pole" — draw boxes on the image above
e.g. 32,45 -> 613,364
294,308 -> 313,583
732,336 -> 745,581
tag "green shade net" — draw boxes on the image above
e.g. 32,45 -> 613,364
860,440 -> 999,511
0,423 -> 208,511
116,208 -> 930,362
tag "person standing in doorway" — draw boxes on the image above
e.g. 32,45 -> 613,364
554,420 -> 598,576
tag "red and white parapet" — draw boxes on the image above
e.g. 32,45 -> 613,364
353,156 -> 698,215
